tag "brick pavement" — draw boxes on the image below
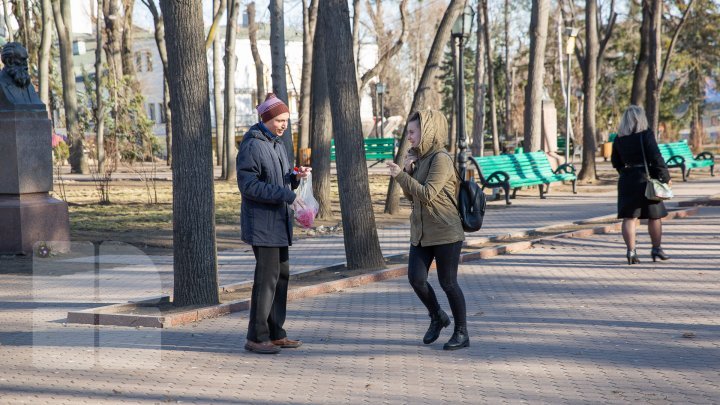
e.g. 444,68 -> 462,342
0,204 -> 718,403
18,173 -> 719,306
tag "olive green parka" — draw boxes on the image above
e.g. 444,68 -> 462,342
394,110 -> 465,246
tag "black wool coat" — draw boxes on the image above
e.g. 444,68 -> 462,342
236,124 -> 299,247
611,129 -> 671,219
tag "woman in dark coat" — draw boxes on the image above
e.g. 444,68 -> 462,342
611,105 -> 672,264
237,93 -> 311,354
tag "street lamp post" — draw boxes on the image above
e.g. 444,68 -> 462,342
564,27 -> 579,164
451,6 -> 475,178
376,82 -> 386,138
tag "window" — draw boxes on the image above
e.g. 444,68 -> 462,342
145,52 -> 153,72
148,103 -> 156,122
135,52 -> 143,72
158,103 -> 165,123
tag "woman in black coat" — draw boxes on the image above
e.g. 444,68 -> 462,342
611,105 -> 672,264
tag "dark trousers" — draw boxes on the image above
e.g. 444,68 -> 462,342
247,246 -> 290,343
407,241 -> 466,327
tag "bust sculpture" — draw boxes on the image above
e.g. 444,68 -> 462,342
0,42 -> 44,110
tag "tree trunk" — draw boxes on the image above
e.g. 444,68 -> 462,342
121,0 -> 136,78
159,0 -> 219,308
383,0 -> 463,215
504,0 -> 512,145
269,0 -> 295,164
53,0 -> 88,174
103,0 -> 124,87
248,2 -> 265,106
309,11 -> 334,220
141,0 -> 173,166
224,0 -> 239,182
297,0 -> 318,164
523,0 -> 550,153
352,0 -> 361,69
630,1 -> 650,106
39,0 -> 52,107
578,0 -> 599,181
483,0 -> 500,155
320,0 -> 385,270
214,0 -> 225,167
2,0 -> 13,42
96,1 -> 106,174
645,0 -> 662,134
471,1 -> 486,157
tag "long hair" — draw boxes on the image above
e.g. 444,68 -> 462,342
618,105 -> 649,137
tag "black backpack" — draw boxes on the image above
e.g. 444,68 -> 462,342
431,152 -> 487,232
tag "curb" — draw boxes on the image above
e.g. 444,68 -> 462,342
66,206 -> 700,328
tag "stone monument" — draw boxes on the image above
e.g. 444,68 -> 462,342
0,42 -> 70,254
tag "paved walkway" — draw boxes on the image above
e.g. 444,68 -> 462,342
1,204 -> 718,403
13,173 -> 719,305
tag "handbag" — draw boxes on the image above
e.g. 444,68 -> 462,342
639,133 -> 673,201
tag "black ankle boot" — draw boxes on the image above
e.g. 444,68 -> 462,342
423,309 -> 450,344
443,325 -> 469,350
651,247 -> 670,262
627,249 -> 640,265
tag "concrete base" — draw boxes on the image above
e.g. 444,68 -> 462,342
0,193 -> 70,255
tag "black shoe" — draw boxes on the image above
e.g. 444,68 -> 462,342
651,247 -> 670,262
423,309 -> 450,344
443,326 -> 469,350
627,249 -> 640,265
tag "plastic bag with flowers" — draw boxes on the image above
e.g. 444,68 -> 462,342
293,172 -> 319,228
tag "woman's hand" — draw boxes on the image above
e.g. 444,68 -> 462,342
295,166 -> 312,180
403,155 -> 417,173
386,162 -> 402,178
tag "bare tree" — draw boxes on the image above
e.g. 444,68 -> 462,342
320,0 -> 385,270
205,0 -> 226,48
2,0 -> 13,42
577,0 -> 616,181
224,0 -> 240,182
352,0 -> 361,68
383,0 -> 464,215
52,0 -> 88,174
248,1 -> 265,106
309,10 -> 333,220
470,0 -> 486,157
358,0 -> 409,91
504,0 -> 512,146
269,0 -> 295,163
159,0 -> 219,307
523,0 -> 550,152
95,0 -> 106,174
214,0 -> 226,167
140,0 -> 173,166
631,1 -> 650,105
482,0 -> 499,155
121,0 -> 136,78
297,0 -> 318,164
103,0 -> 123,86
646,0 -> 695,135
38,0 -> 52,106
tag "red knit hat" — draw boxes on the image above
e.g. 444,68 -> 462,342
257,93 -> 290,122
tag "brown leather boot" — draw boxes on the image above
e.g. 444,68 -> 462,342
272,337 -> 303,348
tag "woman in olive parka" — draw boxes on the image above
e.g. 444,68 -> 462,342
387,110 -> 469,350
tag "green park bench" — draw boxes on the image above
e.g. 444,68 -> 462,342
658,140 -> 715,181
330,137 -> 395,165
473,151 -> 577,205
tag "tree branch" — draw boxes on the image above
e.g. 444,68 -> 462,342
205,0 -> 227,49
658,0 -> 694,91
358,0 -> 409,91
597,11 -> 617,70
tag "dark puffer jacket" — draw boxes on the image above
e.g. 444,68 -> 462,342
236,124 -> 299,247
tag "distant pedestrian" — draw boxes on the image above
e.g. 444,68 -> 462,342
237,93 -> 311,354
611,105 -> 672,264
386,110 -> 469,350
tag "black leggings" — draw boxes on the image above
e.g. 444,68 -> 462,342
407,241 -> 466,327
